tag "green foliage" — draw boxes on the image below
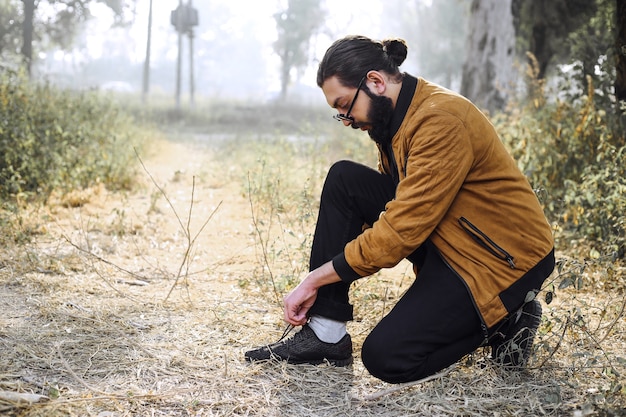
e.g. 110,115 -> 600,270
512,0 -> 603,79
566,0 -> 615,78
495,68 -> 626,258
0,70 -> 142,202
0,0 -> 21,57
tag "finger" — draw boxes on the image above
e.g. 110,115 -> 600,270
284,315 -> 307,326
296,304 -> 311,321
284,305 -> 308,326
284,305 -> 301,324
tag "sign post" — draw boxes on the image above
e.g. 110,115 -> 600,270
171,1 -> 199,109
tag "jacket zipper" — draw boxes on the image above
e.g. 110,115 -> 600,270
433,244 -> 490,344
458,217 -> 516,269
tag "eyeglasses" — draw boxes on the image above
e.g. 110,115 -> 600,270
333,76 -> 366,122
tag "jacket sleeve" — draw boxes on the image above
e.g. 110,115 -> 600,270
339,111 -> 475,282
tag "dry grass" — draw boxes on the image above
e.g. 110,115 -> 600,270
0,136 -> 624,416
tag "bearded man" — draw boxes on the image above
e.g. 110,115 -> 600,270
245,35 -> 555,384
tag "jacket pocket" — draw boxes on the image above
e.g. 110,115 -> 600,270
458,217 -> 516,269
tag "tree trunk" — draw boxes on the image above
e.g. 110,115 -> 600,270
528,1 -> 551,79
616,0 -> 626,102
21,0 -> 35,76
461,0 -> 516,113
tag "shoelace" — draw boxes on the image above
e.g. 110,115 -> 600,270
276,323 -> 295,343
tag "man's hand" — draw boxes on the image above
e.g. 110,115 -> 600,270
282,261 -> 342,326
283,280 -> 317,326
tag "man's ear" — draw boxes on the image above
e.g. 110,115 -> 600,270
365,70 -> 386,94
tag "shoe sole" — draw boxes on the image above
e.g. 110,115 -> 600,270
245,353 -> 353,367
286,356 -> 353,367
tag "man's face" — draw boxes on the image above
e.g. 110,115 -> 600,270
322,76 -> 394,144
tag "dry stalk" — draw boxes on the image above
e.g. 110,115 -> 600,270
55,150 -> 222,308
63,237 -> 144,302
534,316 -> 571,369
247,171 -> 280,303
135,149 -> 221,303
164,176 -> 221,302
597,293 -> 626,344
55,341 -> 108,395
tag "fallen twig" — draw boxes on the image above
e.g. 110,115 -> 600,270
0,390 -> 48,404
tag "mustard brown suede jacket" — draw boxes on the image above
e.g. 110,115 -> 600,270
332,75 -> 555,329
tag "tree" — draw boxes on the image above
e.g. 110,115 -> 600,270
518,0 -> 618,108
614,0 -> 626,102
21,0 -> 35,73
2,0 -> 131,76
273,0 -> 325,100
413,0 -> 469,90
461,0 -> 516,113
512,0 -> 598,81
0,1 -> 22,62
383,0 -> 469,91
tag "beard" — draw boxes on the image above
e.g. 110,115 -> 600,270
352,90 -> 395,144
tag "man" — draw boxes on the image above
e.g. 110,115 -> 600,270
245,35 -> 555,384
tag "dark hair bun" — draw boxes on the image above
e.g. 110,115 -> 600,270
382,38 -> 408,67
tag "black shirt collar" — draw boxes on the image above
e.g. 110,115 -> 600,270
387,73 -> 418,144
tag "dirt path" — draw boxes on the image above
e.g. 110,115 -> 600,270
50,138 -> 260,298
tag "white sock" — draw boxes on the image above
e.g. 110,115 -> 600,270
308,315 -> 347,344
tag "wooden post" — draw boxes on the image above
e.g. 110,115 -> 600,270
175,0 -> 183,109
188,0 -> 195,108
142,0 -> 153,103
616,0 -> 626,102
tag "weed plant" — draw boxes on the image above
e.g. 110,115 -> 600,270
495,60 -> 626,260
211,122 -> 376,300
0,70 -> 146,203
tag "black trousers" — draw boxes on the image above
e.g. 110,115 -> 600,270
307,160 -> 485,383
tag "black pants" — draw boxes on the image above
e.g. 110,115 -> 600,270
308,160 -> 485,383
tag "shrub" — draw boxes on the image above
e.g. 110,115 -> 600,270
0,70 -> 142,202
495,70 -> 626,258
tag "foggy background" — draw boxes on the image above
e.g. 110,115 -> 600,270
34,0 -> 457,103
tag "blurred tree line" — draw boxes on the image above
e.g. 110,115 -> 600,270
1,0 -> 624,108
0,0 -> 272,97
1,0 -> 131,75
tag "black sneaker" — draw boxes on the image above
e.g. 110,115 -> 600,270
245,324 -> 353,366
491,298 -> 542,369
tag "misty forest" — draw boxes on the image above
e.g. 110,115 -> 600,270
1,0 -> 625,416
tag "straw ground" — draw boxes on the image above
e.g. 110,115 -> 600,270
1,133 -> 625,416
